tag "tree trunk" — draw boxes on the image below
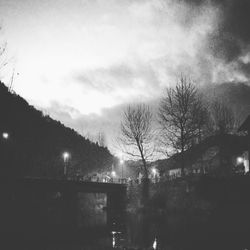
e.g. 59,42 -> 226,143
181,128 -> 185,176
142,158 -> 148,179
141,159 -> 149,206
141,177 -> 149,206
181,150 -> 184,176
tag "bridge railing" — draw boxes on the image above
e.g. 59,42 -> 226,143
68,175 -> 129,184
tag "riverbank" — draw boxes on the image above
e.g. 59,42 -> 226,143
127,177 -> 214,216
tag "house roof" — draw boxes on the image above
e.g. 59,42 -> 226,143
158,134 -> 248,171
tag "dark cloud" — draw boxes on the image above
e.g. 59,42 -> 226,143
180,0 -> 250,63
223,0 -> 250,45
180,0 -> 250,79
177,0 -> 226,7
213,0 -> 250,62
238,62 -> 250,79
208,33 -> 241,62
210,0 -> 250,65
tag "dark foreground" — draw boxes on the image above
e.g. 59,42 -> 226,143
1,176 -> 250,250
2,209 -> 250,250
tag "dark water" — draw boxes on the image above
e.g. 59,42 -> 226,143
2,191 -> 250,250
32,207 -> 250,250
3,207 -> 250,250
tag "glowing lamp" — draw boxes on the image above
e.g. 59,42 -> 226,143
237,157 -> 244,164
63,152 -> 70,161
152,168 -> 157,175
2,132 -> 9,139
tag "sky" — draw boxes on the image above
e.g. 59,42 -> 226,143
0,0 -> 250,156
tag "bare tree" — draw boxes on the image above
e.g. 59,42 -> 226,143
207,100 -> 238,175
97,131 -> 106,147
0,27 -> 12,90
0,41 -> 7,69
209,99 -> 237,135
192,94 -> 210,143
158,76 -> 207,172
119,104 -> 154,179
0,26 -> 8,68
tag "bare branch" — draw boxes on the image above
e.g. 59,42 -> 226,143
118,104 -> 155,178
158,76 -> 208,171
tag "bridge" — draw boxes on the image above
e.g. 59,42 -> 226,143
0,177 -> 127,236
1,177 -> 127,194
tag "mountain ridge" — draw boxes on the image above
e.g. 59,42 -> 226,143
0,82 -> 114,178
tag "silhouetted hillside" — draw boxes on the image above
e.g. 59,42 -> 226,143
204,82 -> 250,122
0,82 -> 114,178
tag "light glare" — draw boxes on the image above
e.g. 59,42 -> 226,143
153,237 -> 157,250
63,152 -> 70,161
2,132 -> 9,139
237,157 -> 244,164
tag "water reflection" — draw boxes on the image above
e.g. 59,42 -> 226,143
106,211 -> 168,250
75,208 -> 250,250
16,201 -> 250,250
112,231 -> 116,248
111,231 -> 122,248
152,237 -> 157,250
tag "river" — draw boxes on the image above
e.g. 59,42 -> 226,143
2,185 -> 250,250
33,206 -> 250,250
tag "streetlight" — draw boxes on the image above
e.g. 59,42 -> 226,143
111,171 -> 116,177
2,132 -> 9,140
237,156 -> 244,164
62,151 -> 70,178
111,170 -> 116,183
152,167 -> 157,177
152,167 -> 157,183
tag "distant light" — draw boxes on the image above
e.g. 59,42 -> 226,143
237,157 -> 244,164
120,159 -> 124,164
111,171 -> 116,177
152,168 -> 157,175
63,152 -> 70,161
112,231 -> 116,248
152,237 -> 157,250
2,132 -> 9,139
